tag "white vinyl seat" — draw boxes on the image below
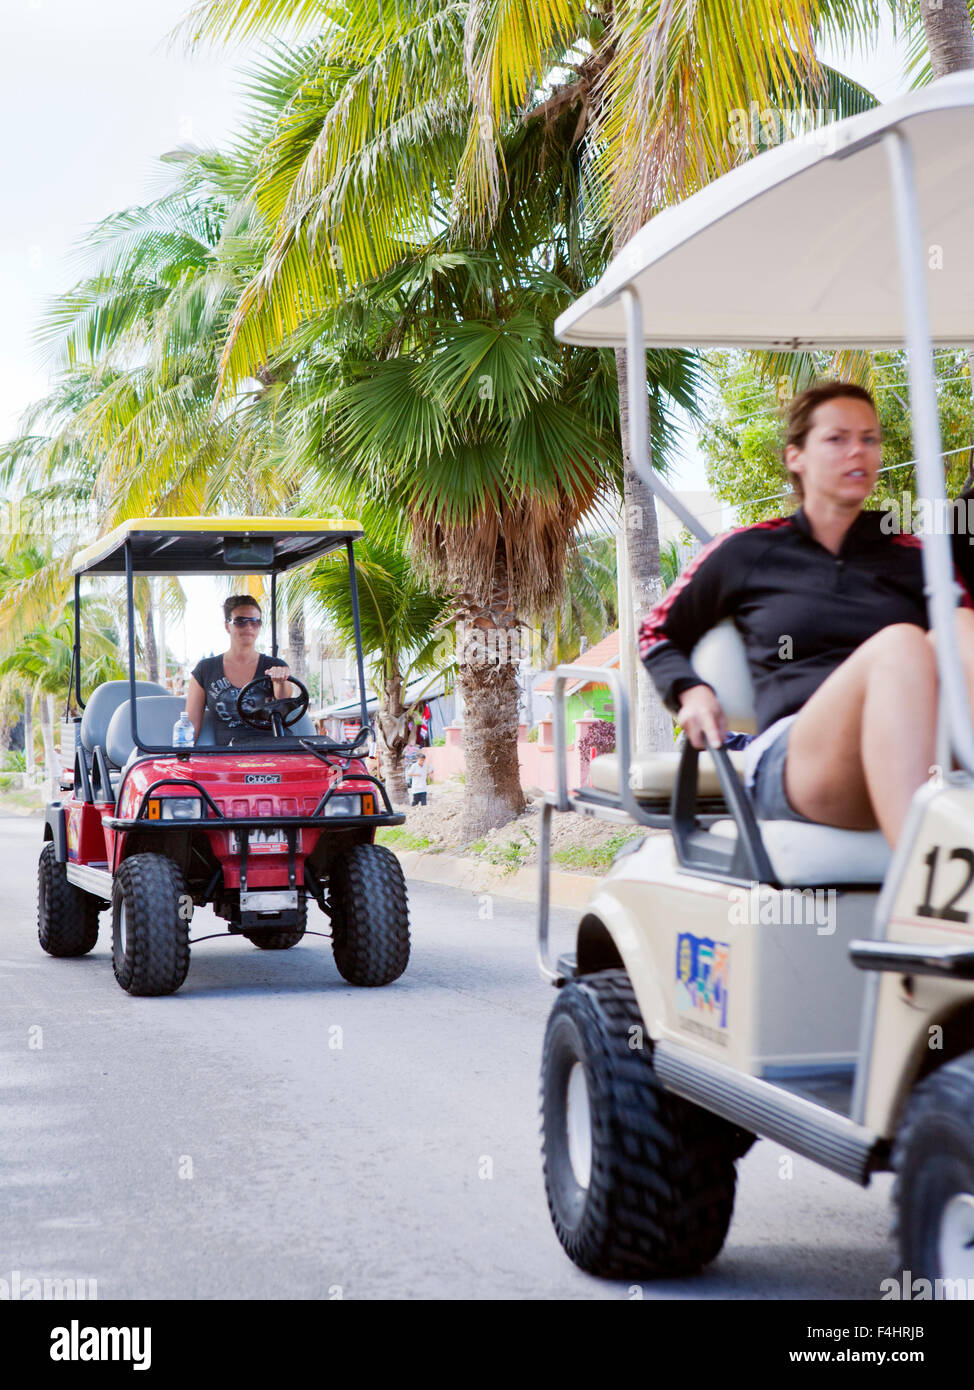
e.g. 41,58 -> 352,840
710,818 -> 890,887
592,620 -> 890,887
589,748 -> 748,800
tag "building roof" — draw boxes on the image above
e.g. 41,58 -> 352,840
312,675 -> 451,721
533,630 -> 620,694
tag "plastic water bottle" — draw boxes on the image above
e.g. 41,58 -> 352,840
173,712 -> 195,749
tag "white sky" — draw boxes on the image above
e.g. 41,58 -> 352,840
0,0 -> 254,444
0,3 -> 913,656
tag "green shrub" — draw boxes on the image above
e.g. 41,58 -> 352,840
553,832 -> 642,874
375,827 -> 432,852
485,826 -> 536,874
526,725 -> 539,743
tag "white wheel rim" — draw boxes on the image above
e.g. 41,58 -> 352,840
565,1062 -> 592,1190
119,902 -> 128,957
938,1192 -> 974,1281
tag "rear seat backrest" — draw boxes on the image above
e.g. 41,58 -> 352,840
80,680 -> 169,755
106,696 -> 188,768
198,710 -> 218,746
689,621 -> 757,735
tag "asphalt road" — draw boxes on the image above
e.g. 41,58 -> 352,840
1,815 -> 896,1300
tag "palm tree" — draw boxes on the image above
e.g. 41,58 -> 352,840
0,600 -> 126,791
284,206 -> 700,833
288,244 -> 636,833
308,513 -> 453,803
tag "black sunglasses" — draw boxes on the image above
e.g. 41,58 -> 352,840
229,615 -> 262,627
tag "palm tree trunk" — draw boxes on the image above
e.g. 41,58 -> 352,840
40,693 -> 59,799
921,0 -> 974,76
23,687 -> 35,781
615,346 -> 676,754
455,543 -> 526,840
287,604 -> 307,682
375,671 -> 410,806
144,603 -> 159,684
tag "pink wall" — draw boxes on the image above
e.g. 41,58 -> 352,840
425,717 -> 601,794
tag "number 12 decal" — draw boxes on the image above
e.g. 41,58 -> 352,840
916,846 -> 974,923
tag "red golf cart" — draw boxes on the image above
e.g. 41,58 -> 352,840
37,517 -> 410,995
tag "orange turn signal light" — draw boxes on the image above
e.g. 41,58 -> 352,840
147,799 -> 161,820
362,795 -> 375,816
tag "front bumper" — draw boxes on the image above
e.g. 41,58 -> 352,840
102,812 -> 406,831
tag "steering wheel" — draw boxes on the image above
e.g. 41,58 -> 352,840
236,674 -> 310,737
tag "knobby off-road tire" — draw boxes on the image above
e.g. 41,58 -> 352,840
112,853 -> 190,997
893,1051 -> 974,1286
329,843 -> 409,986
37,842 -> 100,958
243,891 -> 308,950
541,969 -> 738,1280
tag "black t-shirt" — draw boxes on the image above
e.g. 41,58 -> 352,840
191,652 -> 278,746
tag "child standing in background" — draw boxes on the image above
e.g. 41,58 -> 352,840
408,754 -> 429,807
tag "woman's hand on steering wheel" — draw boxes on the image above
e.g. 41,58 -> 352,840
236,673 -> 310,732
265,665 -> 292,695
678,684 -> 727,750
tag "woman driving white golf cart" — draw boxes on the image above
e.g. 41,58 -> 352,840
186,595 -> 295,746
640,380 -> 974,848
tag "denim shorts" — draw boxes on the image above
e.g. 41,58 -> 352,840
749,719 -> 817,824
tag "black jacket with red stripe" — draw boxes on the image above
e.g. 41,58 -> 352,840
638,506 -> 974,735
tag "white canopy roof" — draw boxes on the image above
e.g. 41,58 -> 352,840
555,72 -> 974,350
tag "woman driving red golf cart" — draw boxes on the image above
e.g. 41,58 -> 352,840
639,380 -> 974,849
186,594 -> 295,746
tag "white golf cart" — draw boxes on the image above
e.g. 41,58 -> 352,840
538,73 -> 974,1286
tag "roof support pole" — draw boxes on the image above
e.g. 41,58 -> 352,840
270,571 -> 278,659
125,539 -> 142,754
73,573 -> 84,710
346,539 -> 370,731
621,287 -> 712,545
884,128 -> 974,776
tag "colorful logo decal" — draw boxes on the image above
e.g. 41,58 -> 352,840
676,933 -> 730,1029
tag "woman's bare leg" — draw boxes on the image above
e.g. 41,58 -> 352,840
783,623 -> 938,844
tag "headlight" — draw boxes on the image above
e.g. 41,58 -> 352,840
324,794 -> 363,818
146,796 -> 204,821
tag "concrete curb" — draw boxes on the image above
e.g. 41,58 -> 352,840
392,848 -> 600,906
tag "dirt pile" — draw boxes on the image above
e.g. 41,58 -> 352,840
387,777 -> 663,875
